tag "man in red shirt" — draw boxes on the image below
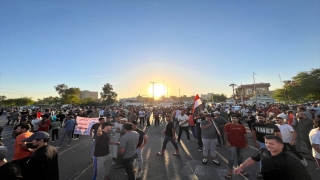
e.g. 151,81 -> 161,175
266,106 -> 281,116
38,114 -> 51,132
224,114 -> 249,179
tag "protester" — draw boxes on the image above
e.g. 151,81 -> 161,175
132,121 -> 148,179
224,115 -> 249,179
188,112 -> 198,142
295,112 -> 314,160
21,131 -> 59,180
309,118 -> 320,168
0,146 -> 23,180
234,135 -> 312,180
157,114 -> 180,156
56,115 -> 76,149
92,122 -> 119,180
90,117 -> 106,161
51,118 -> 61,142
275,116 -> 307,166
37,114 -> 51,133
213,111 -> 228,148
196,111 -> 206,151
119,123 -> 139,180
138,109 -> 145,126
12,124 -> 33,176
30,114 -> 41,132
200,114 -> 220,165
177,110 -> 190,143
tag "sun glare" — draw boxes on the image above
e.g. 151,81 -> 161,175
148,84 -> 166,99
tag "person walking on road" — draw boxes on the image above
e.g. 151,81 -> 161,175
92,122 -> 120,180
275,116 -> 308,166
132,121 -> 148,179
90,118 -> 106,160
119,123 -> 139,180
177,110 -> 190,143
157,114 -> 180,156
224,115 -> 249,179
200,114 -> 220,165
56,115 -> 76,149
309,118 -> 320,168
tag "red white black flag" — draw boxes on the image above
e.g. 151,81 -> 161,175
192,94 -> 204,119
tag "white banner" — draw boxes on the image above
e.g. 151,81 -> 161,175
73,117 -> 101,135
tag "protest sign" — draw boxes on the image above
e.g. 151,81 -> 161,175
74,117 -> 101,135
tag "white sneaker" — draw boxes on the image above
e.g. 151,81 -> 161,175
136,171 -> 143,179
301,158 -> 308,166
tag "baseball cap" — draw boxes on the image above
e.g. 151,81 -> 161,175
277,114 -> 287,119
21,131 -> 50,142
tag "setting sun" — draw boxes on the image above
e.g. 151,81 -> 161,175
148,84 -> 166,99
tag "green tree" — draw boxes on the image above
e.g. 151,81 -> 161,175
3,97 -> 34,106
211,94 -> 227,102
100,83 -> 117,105
272,68 -> 320,103
54,84 -> 81,104
55,84 -> 69,97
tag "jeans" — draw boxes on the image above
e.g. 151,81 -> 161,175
92,139 -> 96,158
258,141 -> 266,169
146,117 -> 150,126
227,146 -> 245,170
173,118 -> 179,130
92,154 -> 112,180
134,148 -> 143,169
139,117 -> 145,125
155,117 -> 160,126
190,126 -> 198,139
162,136 -> 178,150
122,153 -> 137,180
197,125 -> 203,148
51,129 -> 59,141
177,126 -> 190,142
58,130 -> 72,147
202,138 -> 218,157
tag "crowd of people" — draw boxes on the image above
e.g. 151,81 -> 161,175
0,102 -> 319,180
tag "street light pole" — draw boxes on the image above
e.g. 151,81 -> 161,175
229,83 -> 236,100
150,81 -> 156,105
253,72 -> 257,104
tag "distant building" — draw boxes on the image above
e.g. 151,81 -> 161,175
200,93 -> 220,101
239,83 -> 272,97
80,90 -> 98,100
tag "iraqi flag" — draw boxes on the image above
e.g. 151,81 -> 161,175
192,94 -> 204,119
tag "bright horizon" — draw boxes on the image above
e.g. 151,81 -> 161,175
0,1 -> 319,101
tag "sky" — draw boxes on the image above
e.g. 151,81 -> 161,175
0,0 -> 319,100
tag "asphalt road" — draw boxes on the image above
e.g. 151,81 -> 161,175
0,115 -> 319,180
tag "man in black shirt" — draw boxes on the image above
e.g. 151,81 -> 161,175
157,115 -> 180,156
132,121 -> 148,179
92,122 -> 119,180
252,114 -> 282,149
21,131 -> 59,180
234,135 -> 312,180
245,111 -> 256,132
90,118 -> 106,160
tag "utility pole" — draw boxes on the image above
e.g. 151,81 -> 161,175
229,83 -> 236,100
253,72 -> 257,104
178,88 -> 181,105
279,74 -> 282,87
240,84 -> 244,104
166,84 -> 168,98
150,81 -> 156,105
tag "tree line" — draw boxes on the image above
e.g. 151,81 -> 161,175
0,83 -> 118,107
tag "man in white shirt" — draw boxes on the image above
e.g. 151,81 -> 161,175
99,108 -> 105,117
177,110 -> 190,143
138,109 -> 145,126
275,116 -> 307,166
31,114 -> 42,132
309,118 -> 320,168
